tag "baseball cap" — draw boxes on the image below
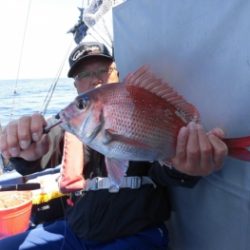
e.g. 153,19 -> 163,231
68,42 -> 113,77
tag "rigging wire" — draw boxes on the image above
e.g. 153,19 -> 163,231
41,40 -> 74,116
41,1 -> 86,116
41,0 -> 86,116
9,0 -> 32,121
41,0 -> 121,116
41,0 -> 108,117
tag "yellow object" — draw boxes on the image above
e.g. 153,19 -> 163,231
28,172 -> 68,205
32,191 -> 66,205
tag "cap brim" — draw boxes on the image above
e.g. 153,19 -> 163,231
68,54 -> 113,77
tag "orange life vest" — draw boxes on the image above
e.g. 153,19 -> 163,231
58,132 -> 86,193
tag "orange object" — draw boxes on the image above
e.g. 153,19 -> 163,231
0,191 -> 32,239
59,132 -> 85,194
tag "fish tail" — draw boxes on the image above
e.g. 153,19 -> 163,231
223,136 -> 250,161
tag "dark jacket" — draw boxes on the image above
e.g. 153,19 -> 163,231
10,128 -> 200,242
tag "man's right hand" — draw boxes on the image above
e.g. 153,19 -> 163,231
0,113 -> 50,162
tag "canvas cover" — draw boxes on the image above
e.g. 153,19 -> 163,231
113,1 -> 250,249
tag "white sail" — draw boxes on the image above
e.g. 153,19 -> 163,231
113,1 -> 250,250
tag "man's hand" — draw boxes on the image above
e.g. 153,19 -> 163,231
0,113 -> 50,162
171,122 -> 228,176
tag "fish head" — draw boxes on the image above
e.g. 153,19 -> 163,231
59,92 -> 104,144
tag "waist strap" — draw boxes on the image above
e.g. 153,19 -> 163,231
75,176 -> 156,194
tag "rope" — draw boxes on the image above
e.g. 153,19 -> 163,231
10,0 -> 32,121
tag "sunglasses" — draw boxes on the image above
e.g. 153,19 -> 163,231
74,67 -> 116,81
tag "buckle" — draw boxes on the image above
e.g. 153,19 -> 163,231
91,177 -> 99,191
109,184 -> 120,193
91,177 -> 120,193
130,176 -> 142,189
82,176 -> 154,193
91,177 -> 111,191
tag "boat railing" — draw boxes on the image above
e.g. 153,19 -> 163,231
0,165 -> 61,186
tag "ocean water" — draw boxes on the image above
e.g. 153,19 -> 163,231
0,78 -> 76,127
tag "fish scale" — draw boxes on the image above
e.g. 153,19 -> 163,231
60,66 -> 193,163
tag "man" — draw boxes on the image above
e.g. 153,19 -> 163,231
0,41 -> 228,249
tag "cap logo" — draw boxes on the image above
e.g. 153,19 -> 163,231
71,45 -> 102,61
72,49 -> 85,61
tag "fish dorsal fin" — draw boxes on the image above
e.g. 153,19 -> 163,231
123,65 -> 199,123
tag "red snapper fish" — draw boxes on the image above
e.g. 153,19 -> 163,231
58,65 -> 250,188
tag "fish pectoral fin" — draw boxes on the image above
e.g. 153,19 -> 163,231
105,157 -> 129,187
103,129 -> 150,148
87,121 -> 103,140
86,109 -> 104,141
102,129 -> 117,144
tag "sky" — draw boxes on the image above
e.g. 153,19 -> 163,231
0,0 -> 86,80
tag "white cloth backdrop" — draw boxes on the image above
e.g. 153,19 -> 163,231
113,1 -> 250,249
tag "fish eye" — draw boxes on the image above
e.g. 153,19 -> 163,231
76,98 -> 88,110
75,95 -> 89,110
75,94 -> 89,110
